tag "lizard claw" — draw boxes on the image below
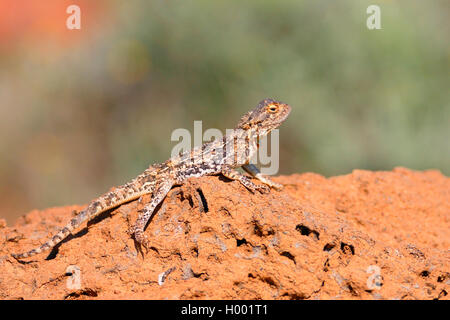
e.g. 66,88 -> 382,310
141,239 -> 151,254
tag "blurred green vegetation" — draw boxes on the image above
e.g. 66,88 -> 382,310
0,0 -> 448,222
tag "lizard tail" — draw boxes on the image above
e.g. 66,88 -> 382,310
11,167 -> 161,260
11,211 -> 87,259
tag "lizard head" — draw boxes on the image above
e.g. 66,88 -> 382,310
236,98 -> 291,134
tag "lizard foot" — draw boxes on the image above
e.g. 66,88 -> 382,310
267,181 -> 283,191
126,225 -> 135,236
131,229 -> 151,255
252,183 -> 270,194
242,177 -> 270,194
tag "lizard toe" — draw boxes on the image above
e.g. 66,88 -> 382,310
270,182 -> 284,191
256,184 -> 271,194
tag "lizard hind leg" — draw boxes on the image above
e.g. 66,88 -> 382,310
130,181 -> 173,255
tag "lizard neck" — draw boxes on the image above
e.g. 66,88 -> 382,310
229,127 -> 263,166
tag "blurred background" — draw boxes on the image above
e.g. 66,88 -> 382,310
0,0 -> 448,223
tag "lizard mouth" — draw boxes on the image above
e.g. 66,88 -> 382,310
274,105 -> 292,126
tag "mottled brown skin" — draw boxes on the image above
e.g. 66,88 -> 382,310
12,98 -> 291,259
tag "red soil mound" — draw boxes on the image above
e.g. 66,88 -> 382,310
0,167 -> 448,299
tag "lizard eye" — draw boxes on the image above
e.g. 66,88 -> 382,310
267,104 -> 278,113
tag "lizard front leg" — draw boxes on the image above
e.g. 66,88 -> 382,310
242,164 -> 283,190
130,181 -> 173,253
221,167 -> 269,193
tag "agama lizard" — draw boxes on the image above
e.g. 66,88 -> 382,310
12,98 -> 291,259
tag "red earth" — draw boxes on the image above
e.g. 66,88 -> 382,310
0,167 -> 448,299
